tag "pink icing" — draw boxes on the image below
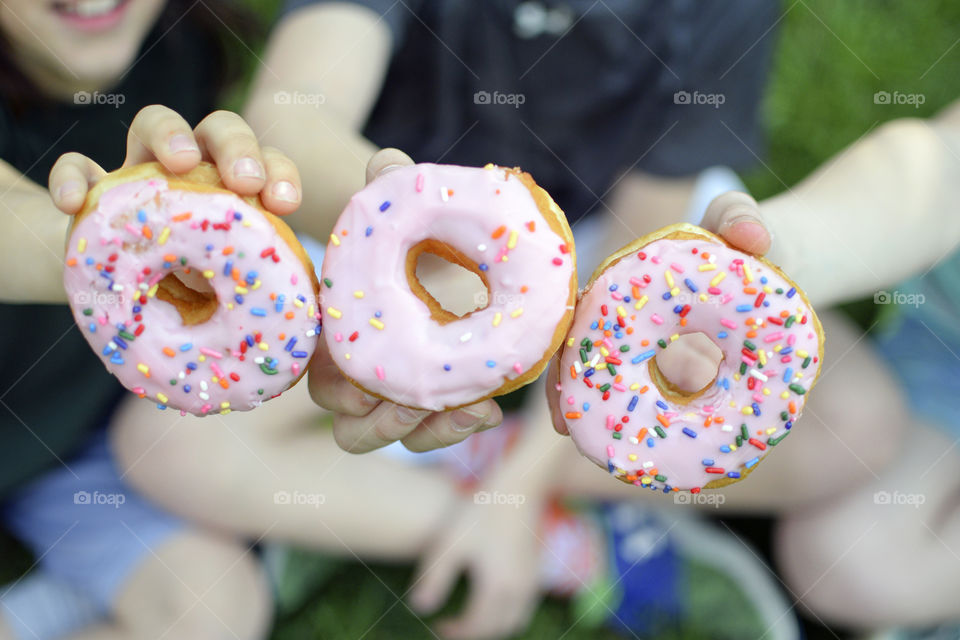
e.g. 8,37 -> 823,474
64,178 -> 320,415
559,232 -> 821,491
321,163 -> 575,410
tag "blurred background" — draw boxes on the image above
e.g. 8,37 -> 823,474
4,1 -> 959,638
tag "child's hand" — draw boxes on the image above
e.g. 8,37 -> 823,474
548,190 -> 773,435
699,191 -> 771,256
408,493 -> 542,639
308,148 -> 503,453
49,105 -> 302,216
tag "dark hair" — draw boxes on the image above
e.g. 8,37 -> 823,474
0,0 -> 263,112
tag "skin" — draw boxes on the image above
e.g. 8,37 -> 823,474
0,0 -> 166,97
243,2 -> 388,239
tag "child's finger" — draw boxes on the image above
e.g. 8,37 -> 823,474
331,401 -> 430,453
436,577 -> 525,640
306,340 -> 379,417
700,191 -> 772,256
123,104 -> 201,173
409,548 -> 463,616
258,146 -> 302,215
400,400 -> 502,453
193,110 -> 267,196
365,147 -> 414,184
49,152 -> 107,215
544,354 -> 570,436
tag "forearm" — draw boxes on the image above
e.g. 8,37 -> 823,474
761,109 -> 960,307
243,2 -> 391,239
0,163 -> 68,303
244,92 -> 376,238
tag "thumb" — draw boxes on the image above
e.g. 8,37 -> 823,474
700,191 -> 771,256
49,152 -> 107,215
365,147 -> 414,185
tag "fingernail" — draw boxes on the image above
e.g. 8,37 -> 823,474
57,180 -> 82,203
234,157 -> 265,180
361,392 -> 379,406
271,180 -> 299,203
168,134 -> 199,154
450,407 -> 488,432
377,163 -> 405,177
395,405 -> 428,424
717,207 -> 760,234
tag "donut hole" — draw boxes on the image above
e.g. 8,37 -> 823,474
155,270 -> 218,326
406,240 -> 489,324
650,332 -> 724,400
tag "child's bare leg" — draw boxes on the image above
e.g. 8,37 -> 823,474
0,530 -> 269,640
110,382 -> 458,559
551,310 -> 909,512
75,531 -> 269,640
775,424 -> 960,628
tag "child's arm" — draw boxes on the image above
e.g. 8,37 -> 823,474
705,103 -> 960,308
6,105 -> 302,304
0,160 -> 71,302
243,2 -> 391,239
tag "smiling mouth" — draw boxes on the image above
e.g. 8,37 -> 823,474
51,0 -> 130,21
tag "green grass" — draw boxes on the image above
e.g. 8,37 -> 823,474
746,0 -> 960,199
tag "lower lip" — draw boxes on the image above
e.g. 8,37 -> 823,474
55,0 -> 131,32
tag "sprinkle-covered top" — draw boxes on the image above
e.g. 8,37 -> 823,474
64,177 -> 321,416
321,163 -> 575,410
559,232 -> 822,492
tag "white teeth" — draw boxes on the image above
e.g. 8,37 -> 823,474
70,0 -> 121,18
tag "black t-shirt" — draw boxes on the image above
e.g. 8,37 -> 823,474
283,0 -> 778,221
0,19 -> 218,498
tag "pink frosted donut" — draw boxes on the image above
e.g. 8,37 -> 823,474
557,224 -> 823,492
64,162 -> 321,416
321,163 -> 577,411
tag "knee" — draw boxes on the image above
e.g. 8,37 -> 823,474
775,514 -> 910,629
808,314 -> 909,477
118,534 -> 273,640
168,551 -> 272,640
